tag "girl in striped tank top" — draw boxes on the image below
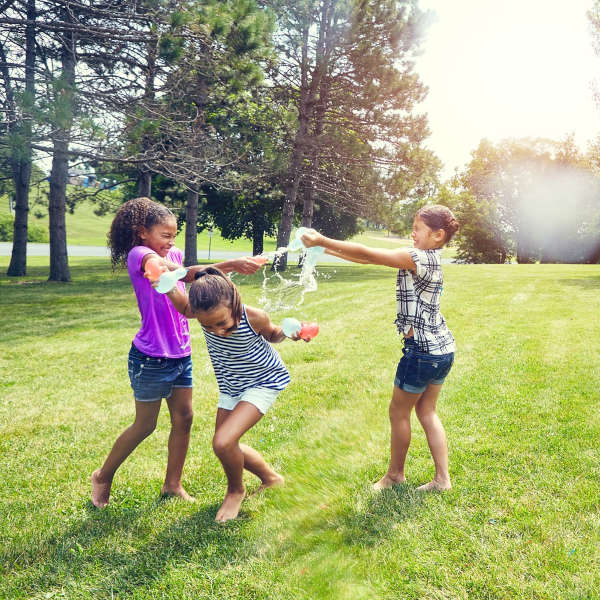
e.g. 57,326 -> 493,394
166,267 -> 301,522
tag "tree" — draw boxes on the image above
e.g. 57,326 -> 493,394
265,0 -> 434,268
1,0 -> 36,276
456,136 -> 600,263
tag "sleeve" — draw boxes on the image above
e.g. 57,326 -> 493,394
408,248 -> 433,280
127,245 -> 155,277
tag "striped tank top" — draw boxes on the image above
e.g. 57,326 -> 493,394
202,305 -> 290,397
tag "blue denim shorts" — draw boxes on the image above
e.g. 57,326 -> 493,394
128,344 -> 193,402
394,337 -> 454,394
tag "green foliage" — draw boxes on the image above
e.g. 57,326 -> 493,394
311,200 -> 362,240
456,137 -> 600,263
0,215 -> 49,242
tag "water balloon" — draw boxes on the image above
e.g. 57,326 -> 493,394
144,257 -> 165,281
281,317 -> 319,340
299,321 -> 319,341
281,317 -> 301,338
288,227 -> 310,252
251,255 -> 268,266
155,267 -> 189,293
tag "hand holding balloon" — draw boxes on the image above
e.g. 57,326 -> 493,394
144,257 -> 166,282
281,317 -> 319,341
144,258 -> 188,294
288,227 -> 324,257
155,267 -> 189,293
299,228 -> 324,249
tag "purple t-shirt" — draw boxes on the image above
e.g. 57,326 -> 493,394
127,245 -> 191,358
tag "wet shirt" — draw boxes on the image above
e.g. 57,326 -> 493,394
127,245 -> 191,358
395,248 -> 456,355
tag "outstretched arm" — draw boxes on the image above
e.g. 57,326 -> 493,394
301,230 -> 416,270
181,257 -> 263,282
143,254 -> 262,281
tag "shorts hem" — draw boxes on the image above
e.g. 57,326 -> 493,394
218,387 -> 280,415
395,380 -> 426,394
134,395 -> 162,403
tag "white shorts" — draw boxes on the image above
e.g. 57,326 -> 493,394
217,387 -> 280,415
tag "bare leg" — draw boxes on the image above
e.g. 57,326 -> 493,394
91,400 -> 161,507
212,402 -> 274,522
373,386 -> 421,491
240,443 -> 285,493
161,387 -> 195,501
415,383 -> 451,491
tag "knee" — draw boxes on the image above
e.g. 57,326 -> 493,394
212,432 -> 234,457
415,405 -> 435,426
172,408 -> 194,433
133,417 -> 158,439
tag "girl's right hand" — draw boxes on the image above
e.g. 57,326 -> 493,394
300,229 -> 324,248
144,256 -> 167,282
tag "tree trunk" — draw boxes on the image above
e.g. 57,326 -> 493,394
7,161 -> 31,277
275,140 -> 305,271
5,0 -> 35,277
48,139 -> 71,282
137,171 -> 152,197
252,221 -> 264,256
136,40 -> 157,200
48,5 -> 75,282
184,186 -> 198,266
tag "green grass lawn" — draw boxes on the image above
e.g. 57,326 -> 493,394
1,258 -> 599,599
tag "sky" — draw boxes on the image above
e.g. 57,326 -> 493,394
415,0 -> 600,178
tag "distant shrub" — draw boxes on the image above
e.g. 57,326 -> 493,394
28,224 -> 49,242
0,216 -> 12,241
0,216 -> 49,242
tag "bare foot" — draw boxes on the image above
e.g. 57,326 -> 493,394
160,485 -> 196,502
373,473 -> 406,491
255,472 -> 285,494
215,490 -> 246,522
416,479 -> 451,492
91,469 -> 112,508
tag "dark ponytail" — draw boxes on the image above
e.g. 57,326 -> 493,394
189,267 -> 243,328
416,204 -> 459,245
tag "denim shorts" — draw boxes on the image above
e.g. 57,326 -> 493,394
128,344 -> 193,402
394,337 -> 454,394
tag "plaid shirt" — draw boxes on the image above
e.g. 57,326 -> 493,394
395,248 -> 456,355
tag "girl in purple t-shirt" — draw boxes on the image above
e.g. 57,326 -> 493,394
91,197 -> 261,508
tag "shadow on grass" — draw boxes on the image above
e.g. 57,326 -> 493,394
3,497 -> 255,598
337,484 -> 426,548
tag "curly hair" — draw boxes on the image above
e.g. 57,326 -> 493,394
189,267 -> 243,329
416,204 -> 460,245
107,197 -> 175,269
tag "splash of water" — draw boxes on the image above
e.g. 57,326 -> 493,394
258,246 -> 322,312
230,228 -> 331,314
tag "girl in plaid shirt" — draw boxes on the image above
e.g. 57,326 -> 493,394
301,205 -> 459,491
